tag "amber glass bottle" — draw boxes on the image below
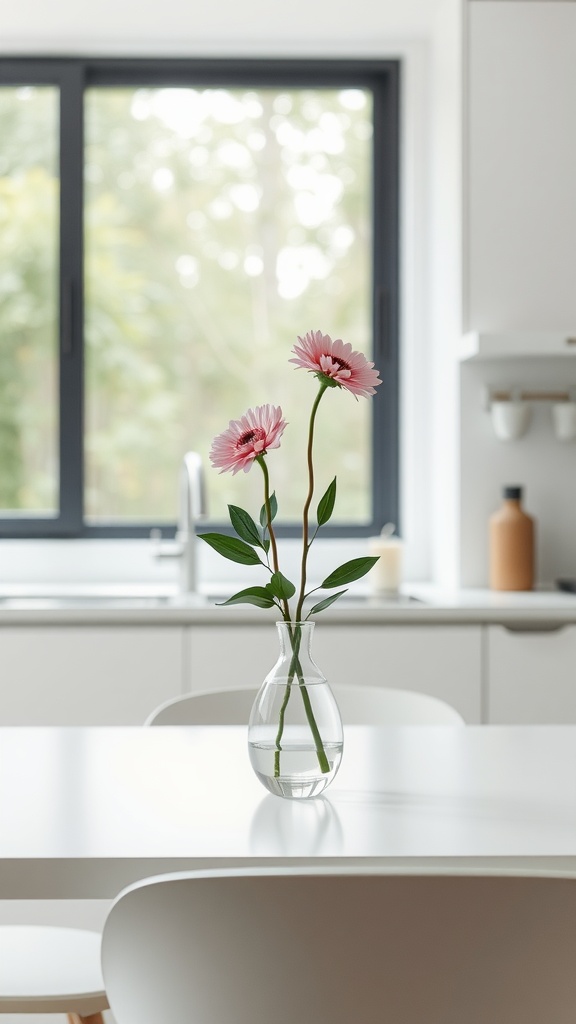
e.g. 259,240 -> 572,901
489,486 -> 535,591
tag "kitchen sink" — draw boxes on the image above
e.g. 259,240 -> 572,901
0,586 -> 212,609
0,586 -> 428,610
0,595 -> 181,608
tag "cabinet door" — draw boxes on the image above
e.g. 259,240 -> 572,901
487,624 -> 576,724
186,624 -> 482,723
186,625 -> 278,694
0,626 -> 184,724
468,1 -> 576,327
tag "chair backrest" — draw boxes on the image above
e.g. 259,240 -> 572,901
145,685 -> 464,726
145,688 -> 255,726
333,685 -> 464,725
101,867 -> 576,1024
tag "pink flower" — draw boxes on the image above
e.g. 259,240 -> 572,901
290,330 -> 382,398
210,404 -> 287,475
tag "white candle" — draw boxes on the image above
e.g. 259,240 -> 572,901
368,525 -> 403,595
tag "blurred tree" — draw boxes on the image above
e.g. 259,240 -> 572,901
0,87 -> 58,512
0,81 -> 374,524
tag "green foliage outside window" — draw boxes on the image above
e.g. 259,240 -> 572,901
0,80 -> 375,525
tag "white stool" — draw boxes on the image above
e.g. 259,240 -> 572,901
0,926 -> 108,1022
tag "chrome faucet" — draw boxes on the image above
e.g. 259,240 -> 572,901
151,451 -> 207,594
177,451 -> 207,593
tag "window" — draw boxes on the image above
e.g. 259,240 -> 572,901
0,58 -> 399,538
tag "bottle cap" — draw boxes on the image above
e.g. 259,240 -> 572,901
503,485 -> 522,500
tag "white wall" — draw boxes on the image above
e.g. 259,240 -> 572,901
460,356 -> 576,587
461,1 -> 576,587
427,0 -> 463,589
0,0 -> 443,55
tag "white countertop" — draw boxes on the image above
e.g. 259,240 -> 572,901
0,582 -> 575,625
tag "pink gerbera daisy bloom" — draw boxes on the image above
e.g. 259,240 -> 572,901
209,404 -> 287,475
289,330 -> 382,399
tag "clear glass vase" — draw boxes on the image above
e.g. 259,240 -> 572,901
248,621 -> 343,799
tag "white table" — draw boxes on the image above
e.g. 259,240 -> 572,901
1,725 -> 575,898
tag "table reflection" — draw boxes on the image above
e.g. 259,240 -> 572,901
250,794 -> 343,856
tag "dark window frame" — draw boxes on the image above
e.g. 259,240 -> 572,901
0,56 -> 400,539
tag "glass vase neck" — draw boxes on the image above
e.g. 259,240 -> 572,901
276,620 -> 315,653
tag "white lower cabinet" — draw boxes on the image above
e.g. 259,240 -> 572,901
11,619 -> 571,728
185,624 -> 482,723
8,618 -> 575,729
0,625 -> 185,725
487,623 -> 576,724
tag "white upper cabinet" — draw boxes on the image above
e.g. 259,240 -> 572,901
467,1 -> 576,334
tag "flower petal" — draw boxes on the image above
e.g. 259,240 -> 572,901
290,330 -> 382,398
209,404 -> 287,475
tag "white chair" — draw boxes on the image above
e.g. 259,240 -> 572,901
0,925 -> 108,1022
101,867 -> 576,1024
145,684 -> 465,726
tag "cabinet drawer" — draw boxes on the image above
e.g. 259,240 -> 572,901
487,623 -> 576,723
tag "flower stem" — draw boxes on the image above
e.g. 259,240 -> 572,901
256,455 -> 290,622
273,623 -> 330,777
295,382 -> 329,622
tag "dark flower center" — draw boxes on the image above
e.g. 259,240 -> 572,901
237,427 -> 263,449
327,354 -> 351,372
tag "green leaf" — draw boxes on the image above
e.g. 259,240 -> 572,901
268,571 -> 296,600
216,586 -> 275,609
317,477 -> 337,527
197,533 -> 262,566
307,589 -> 348,616
228,505 -> 264,548
259,492 -> 278,529
321,556 -> 380,589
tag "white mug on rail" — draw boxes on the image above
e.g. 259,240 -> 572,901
491,400 -> 531,442
552,401 -> 576,441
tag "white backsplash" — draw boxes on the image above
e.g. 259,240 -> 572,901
0,536 -> 401,592
460,356 -> 576,588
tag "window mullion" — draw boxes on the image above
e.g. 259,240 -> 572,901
58,62 -> 85,534
372,68 -> 400,534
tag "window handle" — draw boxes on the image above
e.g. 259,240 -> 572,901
375,286 -> 391,364
61,277 -> 74,356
